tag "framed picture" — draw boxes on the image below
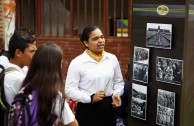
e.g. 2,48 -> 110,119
156,56 -> 183,85
131,83 -> 147,120
156,89 -> 175,126
133,46 -> 149,64
146,23 -> 172,49
133,46 -> 149,83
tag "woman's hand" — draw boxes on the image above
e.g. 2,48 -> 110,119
66,119 -> 79,126
112,95 -> 122,108
93,90 -> 105,103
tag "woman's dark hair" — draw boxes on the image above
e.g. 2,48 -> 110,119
8,27 -> 36,58
79,25 -> 99,42
22,42 -> 65,125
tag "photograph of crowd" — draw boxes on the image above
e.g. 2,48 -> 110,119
133,46 -> 149,83
131,83 -> 147,120
133,46 -> 149,64
133,63 -> 149,83
156,89 -> 175,126
156,57 -> 183,85
146,23 -> 172,49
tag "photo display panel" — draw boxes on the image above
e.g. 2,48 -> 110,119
128,2 -> 184,126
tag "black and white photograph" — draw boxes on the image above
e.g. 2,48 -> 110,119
131,83 -> 147,120
132,46 -> 149,83
156,89 -> 175,126
133,63 -> 149,83
156,56 -> 183,85
146,23 -> 172,49
133,46 -> 149,64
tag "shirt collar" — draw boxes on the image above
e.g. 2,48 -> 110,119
81,50 -> 109,63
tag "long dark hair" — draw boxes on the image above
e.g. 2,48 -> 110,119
22,42 -> 65,125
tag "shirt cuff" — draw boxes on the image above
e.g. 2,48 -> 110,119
90,94 -> 95,104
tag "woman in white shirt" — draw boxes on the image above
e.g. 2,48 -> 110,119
65,25 -> 124,126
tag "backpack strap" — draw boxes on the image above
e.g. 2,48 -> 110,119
0,64 -> 4,78
0,64 -> 6,110
19,94 -> 33,126
0,66 -> 18,109
5,67 -> 18,74
25,98 -> 33,126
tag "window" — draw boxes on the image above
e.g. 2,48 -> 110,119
16,0 -> 129,37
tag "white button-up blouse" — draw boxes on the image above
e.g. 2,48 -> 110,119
65,51 -> 124,103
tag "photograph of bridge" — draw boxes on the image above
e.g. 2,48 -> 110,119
146,23 -> 172,49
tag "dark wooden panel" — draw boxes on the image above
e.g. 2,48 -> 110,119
128,15 -> 184,126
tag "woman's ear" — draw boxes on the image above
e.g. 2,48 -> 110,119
83,41 -> 88,47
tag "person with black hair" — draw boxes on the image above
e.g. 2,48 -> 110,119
9,42 -> 78,126
65,25 -> 124,126
4,27 -> 37,105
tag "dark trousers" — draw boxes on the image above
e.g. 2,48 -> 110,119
76,96 -> 116,126
0,108 -> 8,126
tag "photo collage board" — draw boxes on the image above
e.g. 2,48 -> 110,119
130,22 -> 183,126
